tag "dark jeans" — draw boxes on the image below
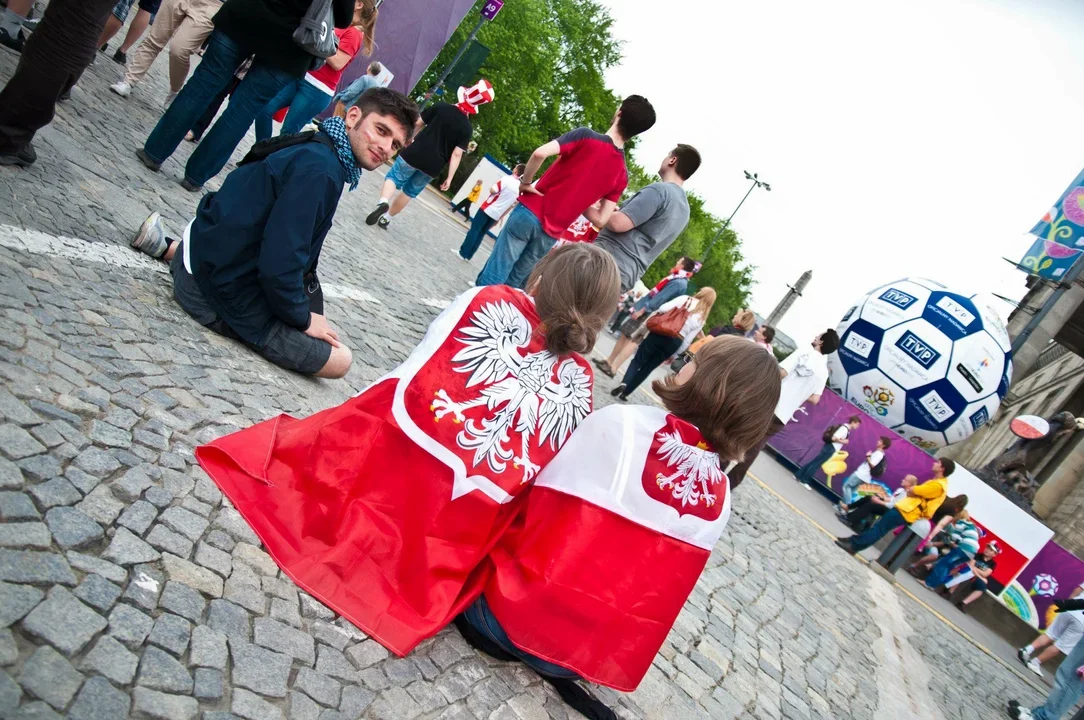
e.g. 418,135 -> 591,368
796,442 -> 836,484
190,74 -> 242,142
476,205 -> 556,288
848,507 -> 907,551
452,197 -> 473,219
846,497 -> 887,528
925,547 -> 970,589
463,596 -> 579,679
254,78 -> 333,141
143,29 -> 294,187
621,332 -> 682,394
0,0 -> 117,154
458,211 -> 496,260
728,416 -> 785,489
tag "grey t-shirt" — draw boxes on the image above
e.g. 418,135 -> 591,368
594,181 -> 690,290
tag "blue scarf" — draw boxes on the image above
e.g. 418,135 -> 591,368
319,116 -> 362,191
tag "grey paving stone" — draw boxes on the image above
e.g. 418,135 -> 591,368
208,599 -> 251,643
123,564 -> 166,611
383,657 -> 423,687
158,506 -> 209,542
0,424 -> 47,460
0,491 -> 40,521
66,551 -> 127,584
368,686 -> 421,720
0,390 -> 42,426
88,420 -> 131,449
0,628 -> 17,666
255,617 -> 315,665
162,553 -> 223,597
203,713 -> 240,720
224,578 -> 267,615
137,646 -> 193,694
315,645 -> 359,684
132,687 -> 199,720
262,575 -> 297,602
108,602 -> 154,650
311,621 -> 351,651
194,668 -> 224,700
0,522 -> 51,549
289,691 -> 321,720
270,597 -> 302,629
0,457 -> 23,490
102,527 -> 161,566
160,469 -> 194,500
5,701 -> 63,720
73,574 -> 122,612
339,685 -> 377,717
145,486 -> 175,508
102,407 -> 139,430
293,667 -> 342,707
18,645 -> 84,711
81,635 -> 139,685
29,423 -> 65,448
111,467 -> 154,502
230,641 -> 293,698
0,670 -> 19,716
64,468 -> 100,495
189,624 -> 228,670
193,476 -> 222,506
117,499 -> 158,535
195,542 -> 232,578
204,530 -> 236,553
232,687 -> 284,720
147,524 -> 195,558
43,507 -> 103,549
67,676 -> 131,720
212,508 -> 260,546
232,543 -> 277,576
27,477 -> 81,509
181,496 -> 212,517
75,485 -> 124,525
21,586 -> 107,657
346,640 -> 389,670
15,454 -> 63,482
159,580 -> 207,623
72,448 -> 121,478
148,613 -> 192,657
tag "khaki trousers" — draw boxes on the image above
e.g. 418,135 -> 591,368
124,0 -> 219,91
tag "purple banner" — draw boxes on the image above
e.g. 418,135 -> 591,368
1006,542 -> 1084,629
481,0 -> 504,21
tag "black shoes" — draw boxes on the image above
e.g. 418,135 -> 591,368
112,49 -> 126,64
0,26 -> 25,52
0,143 -> 36,167
135,148 -> 161,171
366,201 -> 389,226
834,538 -> 857,555
180,178 -> 202,192
609,384 -> 625,397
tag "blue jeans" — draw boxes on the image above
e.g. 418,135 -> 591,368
797,443 -> 836,484
1032,635 -> 1084,720
840,472 -> 866,504
925,547 -> 970,589
142,30 -> 294,187
848,507 -> 907,551
254,79 -> 333,142
458,211 -> 496,260
464,595 -> 579,679
385,156 -> 432,198
476,205 -> 556,288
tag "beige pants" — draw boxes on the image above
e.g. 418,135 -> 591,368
124,0 -> 219,91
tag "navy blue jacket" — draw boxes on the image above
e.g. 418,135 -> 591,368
187,138 -> 346,346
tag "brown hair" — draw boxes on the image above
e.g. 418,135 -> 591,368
355,0 -> 378,56
690,288 -> 717,319
935,494 -> 968,521
527,244 -> 621,356
671,144 -> 701,180
732,309 -> 755,332
653,336 -> 781,462
760,325 -> 775,343
368,61 -> 383,75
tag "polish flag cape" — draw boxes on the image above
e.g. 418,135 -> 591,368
195,285 -> 594,655
483,404 -> 731,691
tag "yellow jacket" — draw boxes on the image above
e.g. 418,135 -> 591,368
894,477 -> 948,524
467,185 -> 482,202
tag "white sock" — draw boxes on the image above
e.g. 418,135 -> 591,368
379,197 -> 391,205
1023,644 -> 1034,655
381,213 -> 392,222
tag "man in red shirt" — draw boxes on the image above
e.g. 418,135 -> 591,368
475,95 -> 656,288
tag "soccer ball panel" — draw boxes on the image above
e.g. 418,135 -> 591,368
904,379 -> 968,432
946,332 -> 1008,404
923,291 -> 982,341
944,396 -> 1002,444
879,319 -> 954,391
859,281 -> 932,328
893,424 -> 946,452
836,319 -> 883,377
841,370 -> 906,427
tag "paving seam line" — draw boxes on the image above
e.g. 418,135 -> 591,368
748,472 -> 1048,696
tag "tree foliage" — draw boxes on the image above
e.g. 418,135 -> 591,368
414,0 -> 753,327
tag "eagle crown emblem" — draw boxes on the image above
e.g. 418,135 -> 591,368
654,430 -> 724,508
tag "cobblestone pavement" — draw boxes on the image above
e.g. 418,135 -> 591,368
0,31 -> 1052,720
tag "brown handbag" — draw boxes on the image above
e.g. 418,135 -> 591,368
646,300 -> 691,338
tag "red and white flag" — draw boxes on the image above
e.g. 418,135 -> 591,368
483,404 -> 731,691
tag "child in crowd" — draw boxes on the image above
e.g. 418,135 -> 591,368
451,179 -> 484,219
839,435 -> 891,508
455,336 -> 781,715
195,244 -> 620,656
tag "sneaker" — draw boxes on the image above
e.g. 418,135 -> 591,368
112,49 -> 126,64
135,148 -> 161,171
131,212 -> 167,258
451,247 -> 468,262
100,44 -> 109,53
21,17 -> 41,30
376,216 -> 390,230
1017,648 -> 1031,665
0,26 -> 25,52
0,143 -> 36,168
366,201 -> 390,226
834,538 -> 857,555
955,601 -> 968,614
1025,657 -> 1043,677
163,91 -> 177,108
802,483 -> 813,491
110,81 -> 132,97
609,384 -> 626,398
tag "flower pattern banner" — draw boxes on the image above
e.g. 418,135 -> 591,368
1020,167 -> 1084,279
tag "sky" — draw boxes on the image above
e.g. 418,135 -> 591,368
599,0 -> 1084,344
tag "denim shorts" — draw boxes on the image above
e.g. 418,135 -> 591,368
112,0 -> 162,20
385,156 -> 432,198
170,245 -> 332,376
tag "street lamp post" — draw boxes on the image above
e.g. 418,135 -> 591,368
702,170 -> 771,260
419,0 -> 504,111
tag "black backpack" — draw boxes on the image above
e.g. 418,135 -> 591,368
870,455 -> 886,478
239,130 -> 335,166
823,424 -> 842,444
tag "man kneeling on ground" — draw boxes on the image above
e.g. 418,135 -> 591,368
130,88 -> 418,378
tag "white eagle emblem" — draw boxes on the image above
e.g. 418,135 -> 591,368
430,300 -> 591,484
654,430 -> 725,508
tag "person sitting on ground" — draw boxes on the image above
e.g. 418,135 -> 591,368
923,509 -> 980,589
595,257 -> 697,377
451,179 -> 484,219
333,61 -> 383,117
455,336 -> 781,717
835,458 -> 954,554
796,416 -> 861,486
839,436 -> 891,509
1018,582 -> 1084,677
365,78 -> 493,230
845,474 -> 917,532
130,88 -> 417,378
594,145 -> 701,292
456,164 -> 526,262
476,95 -> 657,288
728,329 -> 840,488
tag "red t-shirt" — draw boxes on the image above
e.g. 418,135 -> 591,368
519,128 -> 628,238
305,28 -> 363,94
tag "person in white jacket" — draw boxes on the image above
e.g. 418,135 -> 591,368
610,288 -> 715,401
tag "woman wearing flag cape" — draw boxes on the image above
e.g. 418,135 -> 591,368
195,244 -> 620,655
460,336 -> 782,704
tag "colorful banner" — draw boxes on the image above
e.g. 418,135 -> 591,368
1019,235 -> 1083,280
1000,543 -> 1084,629
1020,168 -> 1084,279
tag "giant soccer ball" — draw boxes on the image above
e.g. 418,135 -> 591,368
828,277 -> 1013,449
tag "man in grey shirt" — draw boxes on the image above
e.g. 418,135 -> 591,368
595,144 -> 701,290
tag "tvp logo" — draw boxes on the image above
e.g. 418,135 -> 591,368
970,406 -> 990,431
879,288 -> 918,310
896,331 -> 941,369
